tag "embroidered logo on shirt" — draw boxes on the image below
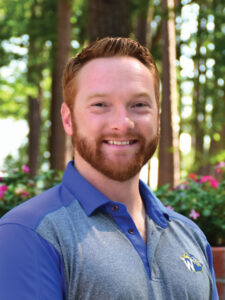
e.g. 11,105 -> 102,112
180,253 -> 203,272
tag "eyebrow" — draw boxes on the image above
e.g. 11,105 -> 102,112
133,92 -> 151,99
87,92 -> 153,104
88,92 -> 151,98
132,93 -> 154,105
87,93 -> 108,100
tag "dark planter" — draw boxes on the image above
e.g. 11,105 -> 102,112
212,247 -> 225,300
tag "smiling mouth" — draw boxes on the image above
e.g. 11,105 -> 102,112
103,140 -> 137,145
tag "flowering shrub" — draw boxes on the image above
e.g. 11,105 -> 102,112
1,163 -> 224,246
0,165 -> 62,217
155,163 -> 225,246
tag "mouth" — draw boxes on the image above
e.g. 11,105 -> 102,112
103,140 -> 138,145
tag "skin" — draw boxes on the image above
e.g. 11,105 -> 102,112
61,56 -> 159,241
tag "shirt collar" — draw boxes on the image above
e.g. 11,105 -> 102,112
62,161 -> 111,215
62,161 -> 169,228
139,180 -> 170,228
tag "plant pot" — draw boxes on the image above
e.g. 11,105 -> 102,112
212,247 -> 225,300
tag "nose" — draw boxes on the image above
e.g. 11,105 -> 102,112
109,108 -> 135,132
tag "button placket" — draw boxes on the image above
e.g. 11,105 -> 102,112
112,205 -> 119,212
128,228 -> 134,234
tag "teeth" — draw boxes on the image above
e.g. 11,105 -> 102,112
107,141 -> 131,145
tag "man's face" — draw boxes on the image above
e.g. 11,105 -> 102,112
70,57 -> 159,182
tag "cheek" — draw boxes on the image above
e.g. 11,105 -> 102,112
83,114 -> 106,133
137,116 -> 158,136
75,114 -> 103,139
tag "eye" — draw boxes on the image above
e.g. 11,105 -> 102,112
131,101 -> 151,113
134,102 -> 147,107
92,102 -> 106,107
90,101 -> 109,113
132,102 -> 149,109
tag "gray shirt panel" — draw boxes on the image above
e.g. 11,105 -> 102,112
37,199 -> 212,300
147,217 -> 212,299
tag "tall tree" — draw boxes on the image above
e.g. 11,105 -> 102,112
49,0 -> 72,170
134,0 -> 150,46
88,0 -> 130,42
27,81 -> 42,178
27,1 -> 43,178
188,0 -> 225,174
0,0 -> 54,176
158,0 -> 180,187
208,0 -> 225,167
192,2 -> 208,174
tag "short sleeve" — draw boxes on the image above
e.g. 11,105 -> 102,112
205,243 -> 219,300
0,223 -> 65,300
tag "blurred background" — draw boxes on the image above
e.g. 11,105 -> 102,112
0,0 -> 224,189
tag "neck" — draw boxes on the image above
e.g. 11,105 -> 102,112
74,152 -> 147,242
74,152 -> 144,217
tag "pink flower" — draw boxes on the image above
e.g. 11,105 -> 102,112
166,205 -> 174,211
189,209 -> 200,220
0,184 -> 8,199
0,185 -> 8,192
216,162 -> 225,174
22,165 -> 30,173
15,187 -> 24,195
15,187 -> 29,198
209,178 -> 219,188
200,175 -> 219,189
22,190 -> 29,198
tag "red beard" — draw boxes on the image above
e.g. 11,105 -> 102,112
72,120 -> 159,182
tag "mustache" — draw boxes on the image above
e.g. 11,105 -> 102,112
98,133 -> 144,140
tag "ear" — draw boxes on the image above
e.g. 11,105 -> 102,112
61,102 -> 73,136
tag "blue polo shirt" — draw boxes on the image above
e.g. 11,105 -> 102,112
0,161 -> 218,299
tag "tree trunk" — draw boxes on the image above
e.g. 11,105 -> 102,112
158,0 -> 180,188
49,0 -> 71,170
88,0 -> 130,42
27,1 -> 42,178
134,0 -> 150,46
192,5 -> 206,174
207,0 -> 225,176
28,88 -> 42,178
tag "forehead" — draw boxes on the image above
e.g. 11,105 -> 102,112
76,56 -> 154,93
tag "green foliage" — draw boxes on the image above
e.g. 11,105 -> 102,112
0,164 -> 62,217
0,0 -> 224,179
155,163 -> 225,246
71,0 -> 89,47
178,0 -> 225,171
0,0 -> 56,118
2,146 -> 28,171
0,78 -> 32,119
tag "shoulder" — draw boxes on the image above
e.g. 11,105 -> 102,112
0,183 -> 73,230
167,208 -> 201,229
0,220 -> 65,299
166,208 -> 207,242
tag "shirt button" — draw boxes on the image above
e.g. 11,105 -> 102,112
128,228 -> 134,234
112,205 -> 119,211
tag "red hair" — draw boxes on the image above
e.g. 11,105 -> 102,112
62,37 -> 160,111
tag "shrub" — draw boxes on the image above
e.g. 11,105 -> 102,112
155,162 -> 225,246
0,165 -> 62,217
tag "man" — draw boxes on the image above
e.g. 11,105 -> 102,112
0,37 -> 218,299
